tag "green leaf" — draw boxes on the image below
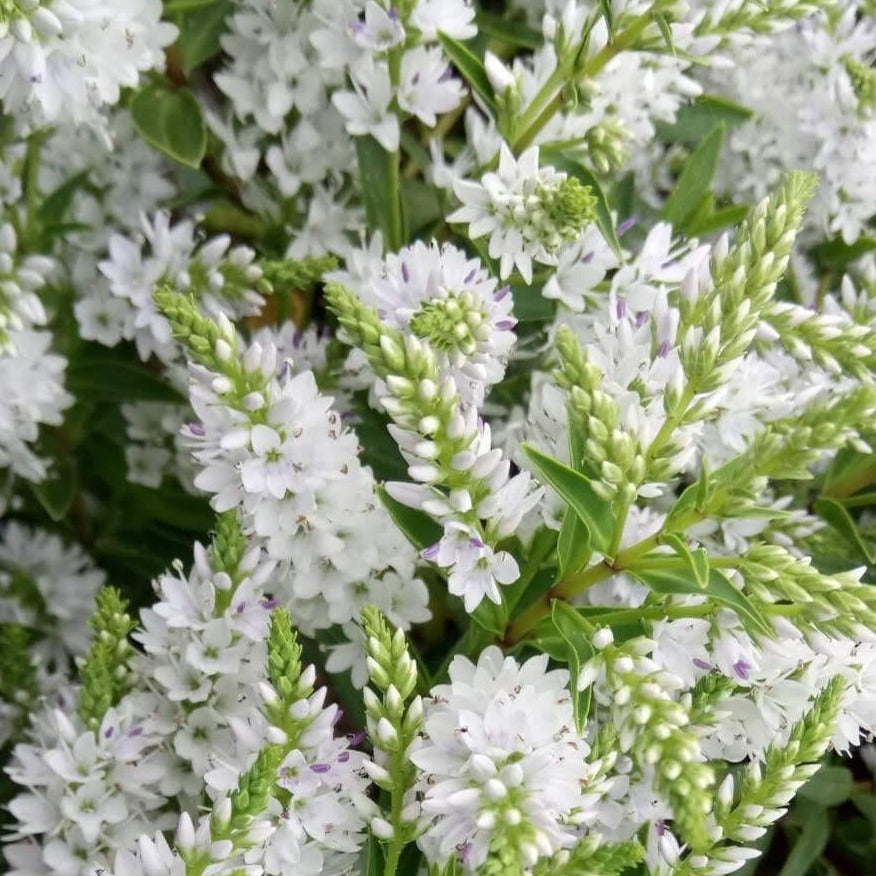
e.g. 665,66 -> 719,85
471,595 -> 508,637
629,565 -> 774,638
540,149 -> 623,257
510,283 -> 557,322
522,444 -> 616,555
67,356 -> 184,404
29,457 -> 76,522
799,765 -> 853,807
815,497 -> 875,564
550,600 -> 594,733
475,10 -> 543,49
175,1 -> 233,72
663,534 -> 709,588
597,0 -> 614,35
812,235 -> 876,271
662,124 -> 725,232
657,95 -> 753,145
655,13 -> 675,53
366,828 -> 386,873
686,203 -> 751,237
130,85 -> 207,168
377,485 -> 442,552
438,34 -> 497,115
557,507 -> 591,578
777,805 -> 829,876
355,135 -> 404,250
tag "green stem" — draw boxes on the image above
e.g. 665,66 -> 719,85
510,2 -> 668,155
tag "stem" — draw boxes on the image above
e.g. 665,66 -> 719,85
510,3 -> 667,155
384,773 -> 404,876
505,531 -> 662,644
644,384 -> 696,471
22,130 -> 48,247
386,149 -> 405,252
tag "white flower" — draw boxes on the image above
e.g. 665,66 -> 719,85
413,647 -> 589,871
449,145 -> 597,282
398,45 -> 464,127
0,0 -> 177,130
332,61 -> 400,151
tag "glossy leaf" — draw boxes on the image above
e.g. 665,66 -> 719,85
438,34 -> 497,115
557,507 -> 591,578
522,444 -> 616,555
551,600 -> 594,733
630,565 -> 774,638
131,85 -> 207,168
663,533 -> 709,589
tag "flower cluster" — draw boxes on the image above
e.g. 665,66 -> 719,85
1,1 -> 876,875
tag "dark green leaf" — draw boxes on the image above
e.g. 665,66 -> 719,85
377,485 -> 442,552
67,358 -> 184,404
402,179 -> 443,237
522,444 -> 616,555
130,85 -> 207,168
799,765 -> 853,807
475,10 -> 543,49
815,497 -> 874,564
175,1 -> 233,72
438,34 -> 497,115
396,844 -> 425,876
551,600 -> 594,733
355,135 -> 404,250
686,203 -> 751,237
510,283 -> 556,322
662,125 -> 725,232
777,805 -> 829,876
29,457 -> 76,522
657,95 -> 753,144
540,149 -> 623,257
812,236 -> 876,271
557,507 -> 591,578
629,566 -> 774,638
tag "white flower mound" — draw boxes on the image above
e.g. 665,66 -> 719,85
0,0 -> 177,130
413,646 -> 591,872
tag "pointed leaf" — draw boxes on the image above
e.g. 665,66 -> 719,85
815,497 -> 875,564
356,135 -> 405,250
630,565 -> 774,638
438,34 -> 497,115
551,600 -> 594,733
377,485 -> 442,552
131,85 -> 207,168
662,124 -> 725,231
663,534 -> 709,589
777,805 -> 829,876
557,507 -> 591,578
522,444 -> 616,555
